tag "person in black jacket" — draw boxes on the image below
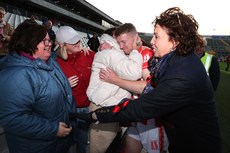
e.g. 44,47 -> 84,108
72,7 -> 221,153
195,38 -> 220,91
87,32 -> 100,52
45,20 -> 56,51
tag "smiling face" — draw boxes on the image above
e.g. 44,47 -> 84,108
150,24 -> 175,58
65,41 -> 81,54
32,33 -> 51,62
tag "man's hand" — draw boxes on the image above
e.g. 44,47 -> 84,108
56,122 -> 72,137
69,112 -> 97,123
99,67 -> 119,84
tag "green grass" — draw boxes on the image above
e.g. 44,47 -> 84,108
214,62 -> 230,153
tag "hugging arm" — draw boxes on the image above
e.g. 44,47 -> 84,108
95,76 -> 194,123
100,67 -> 149,94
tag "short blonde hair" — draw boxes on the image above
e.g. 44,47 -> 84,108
58,44 -> 68,60
58,41 -> 83,60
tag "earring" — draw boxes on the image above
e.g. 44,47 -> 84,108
170,47 -> 174,52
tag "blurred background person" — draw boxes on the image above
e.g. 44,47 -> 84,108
87,32 -> 100,52
226,55 -> 230,71
45,20 -> 56,51
56,26 -> 95,153
0,6 -> 13,58
195,38 -> 220,91
0,22 -> 76,153
24,14 -> 37,24
42,16 -> 48,25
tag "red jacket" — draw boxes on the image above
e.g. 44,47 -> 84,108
57,51 -> 95,107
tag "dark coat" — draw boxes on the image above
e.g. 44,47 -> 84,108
96,52 -> 221,153
87,37 -> 100,52
200,52 -> 220,91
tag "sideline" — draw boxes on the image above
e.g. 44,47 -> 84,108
220,70 -> 230,74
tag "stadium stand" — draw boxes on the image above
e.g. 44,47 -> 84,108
206,37 -> 230,61
3,12 -> 90,49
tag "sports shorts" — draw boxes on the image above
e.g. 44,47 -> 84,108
127,118 -> 169,153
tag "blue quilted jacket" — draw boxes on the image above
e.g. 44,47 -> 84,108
0,53 -> 77,153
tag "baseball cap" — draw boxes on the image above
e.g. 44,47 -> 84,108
56,26 -> 84,44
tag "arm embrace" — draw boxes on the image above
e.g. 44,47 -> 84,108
95,75 -> 195,123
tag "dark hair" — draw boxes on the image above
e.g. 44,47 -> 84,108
115,23 -> 137,37
103,27 -> 117,37
152,7 -> 204,56
9,22 -> 47,56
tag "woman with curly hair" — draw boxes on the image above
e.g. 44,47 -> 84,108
72,7 -> 221,153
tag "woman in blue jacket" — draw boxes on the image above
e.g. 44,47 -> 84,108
0,22 -> 76,153
73,7 -> 221,153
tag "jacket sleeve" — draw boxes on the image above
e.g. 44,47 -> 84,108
95,75 -> 195,123
87,50 -> 142,105
4,23 -> 14,42
109,50 -> 143,80
209,57 -> 220,91
0,72 -> 59,140
87,51 -> 133,106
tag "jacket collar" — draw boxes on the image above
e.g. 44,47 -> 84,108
1,53 -> 54,71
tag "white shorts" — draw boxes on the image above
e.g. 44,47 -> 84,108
127,118 -> 169,153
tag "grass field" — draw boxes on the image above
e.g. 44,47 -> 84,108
214,62 -> 230,153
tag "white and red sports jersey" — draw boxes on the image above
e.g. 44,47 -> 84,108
132,46 -> 154,99
139,46 -> 154,70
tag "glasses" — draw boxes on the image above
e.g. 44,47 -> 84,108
43,39 -> 52,46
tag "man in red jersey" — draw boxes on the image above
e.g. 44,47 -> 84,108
226,55 -> 230,71
99,23 -> 168,153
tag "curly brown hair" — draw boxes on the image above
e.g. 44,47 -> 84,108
152,7 -> 204,56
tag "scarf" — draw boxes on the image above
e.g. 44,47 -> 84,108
143,51 -> 173,94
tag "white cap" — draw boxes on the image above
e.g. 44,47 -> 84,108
56,26 -> 84,44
